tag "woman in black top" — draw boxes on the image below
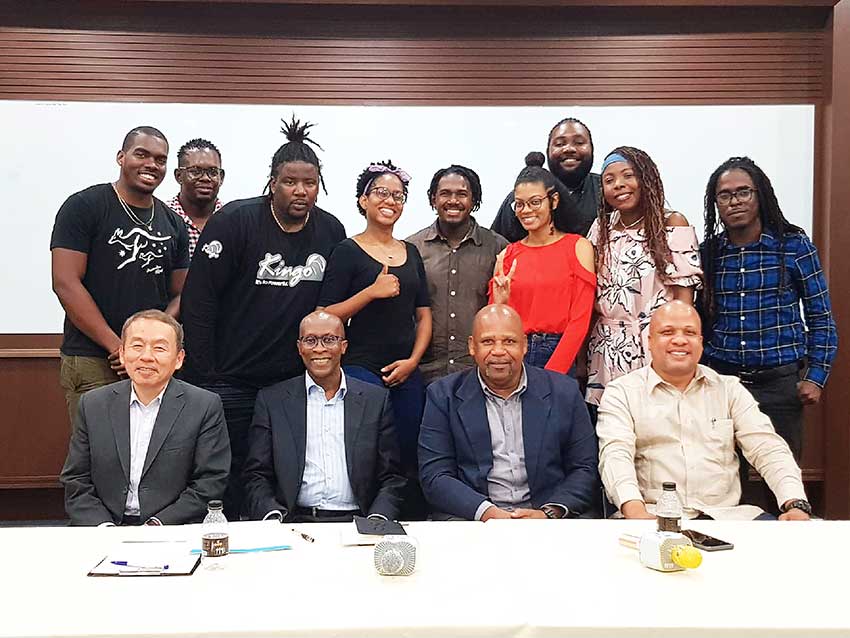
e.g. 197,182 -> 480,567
319,160 -> 432,518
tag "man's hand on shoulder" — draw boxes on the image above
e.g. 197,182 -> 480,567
621,500 -> 655,520
481,506 -> 513,522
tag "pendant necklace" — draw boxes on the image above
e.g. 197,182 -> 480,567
619,214 -> 644,231
270,198 -> 309,233
112,183 -> 154,230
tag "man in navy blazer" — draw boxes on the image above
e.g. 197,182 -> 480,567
419,304 -> 598,520
243,311 -> 406,522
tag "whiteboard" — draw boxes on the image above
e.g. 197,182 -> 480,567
1,101 -> 813,334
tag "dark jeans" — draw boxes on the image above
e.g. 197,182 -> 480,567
524,333 -> 576,376
344,365 -> 427,520
199,381 -> 259,521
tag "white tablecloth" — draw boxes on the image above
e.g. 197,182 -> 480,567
1,519 -> 848,637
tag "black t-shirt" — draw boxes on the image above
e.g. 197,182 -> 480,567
50,183 -> 190,357
318,238 -> 430,375
491,172 -> 602,242
180,196 -> 347,389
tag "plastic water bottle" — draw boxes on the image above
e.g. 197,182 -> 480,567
656,482 -> 682,533
201,500 -> 229,570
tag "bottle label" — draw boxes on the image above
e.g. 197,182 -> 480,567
202,532 -> 229,557
657,516 -> 681,533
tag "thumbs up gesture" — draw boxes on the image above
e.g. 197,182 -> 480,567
370,263 -> 401,299
491,250 -> 516,305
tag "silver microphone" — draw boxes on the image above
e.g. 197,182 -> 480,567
373,535 -> 417,576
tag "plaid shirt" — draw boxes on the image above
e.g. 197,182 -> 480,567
167,195 -> 223,258
702,230 -> 837,387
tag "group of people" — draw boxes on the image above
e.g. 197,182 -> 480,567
53,114 -> 837,526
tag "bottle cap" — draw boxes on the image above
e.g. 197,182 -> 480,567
662,482 -> 676,491
208,500 -> 223,509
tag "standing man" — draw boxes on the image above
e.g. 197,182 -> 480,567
60,310 -> 230,526
180,117 -> 346,519
700,157 -> 837,468
243,311 -> 406,523
491,117 -> 600,242
419,304 -> 598,521
50,126 -> 190,427
167,138 -> 225,259
407,165 -> 508,385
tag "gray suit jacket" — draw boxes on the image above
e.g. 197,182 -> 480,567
242,375 -> 407,521
60,378 -> 231,526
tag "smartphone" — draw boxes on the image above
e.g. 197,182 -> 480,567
681,528 -> 734,551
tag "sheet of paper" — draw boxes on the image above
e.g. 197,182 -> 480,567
89,541 -> 199,576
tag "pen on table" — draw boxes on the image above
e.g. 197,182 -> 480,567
111,561 -> 169,569
291,528 -> 315,543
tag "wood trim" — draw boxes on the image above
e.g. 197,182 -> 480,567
0,476 -> 62,489
0,349 -> 60,359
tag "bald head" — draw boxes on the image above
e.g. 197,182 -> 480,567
648,301 -> 703,389
469,304 -> 527,397
649,300 -> 702,334
472,304 -> 524,338
300,310 -> 344,337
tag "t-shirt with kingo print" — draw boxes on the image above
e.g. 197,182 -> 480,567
50,183 -> 191,358
180,196 -> 347,389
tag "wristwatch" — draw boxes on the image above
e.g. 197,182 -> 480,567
541,504 -> 567,519
780,499 -> 812,515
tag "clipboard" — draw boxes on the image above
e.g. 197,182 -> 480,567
88,541 -> 201,577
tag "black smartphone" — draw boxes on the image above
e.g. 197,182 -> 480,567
353,515 -> 406,536
681,528 -> 734,551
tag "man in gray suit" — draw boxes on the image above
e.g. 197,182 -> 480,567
60,309 -> 230,526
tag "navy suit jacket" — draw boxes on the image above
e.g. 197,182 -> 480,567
242,375 -> 407,521
418,366 -> 598,520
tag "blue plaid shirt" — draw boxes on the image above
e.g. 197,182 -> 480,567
702,230 -> 837,387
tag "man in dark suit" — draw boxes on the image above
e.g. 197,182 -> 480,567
419,304 -> 598,521
243,311 -> 406,523
61,309 -> 230,526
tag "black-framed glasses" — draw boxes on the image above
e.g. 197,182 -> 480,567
368,186 -> 407,204
181,166 -> 224,180
511,194 -> 551,212
716,187 -> 755,206
298,335 -> 346,349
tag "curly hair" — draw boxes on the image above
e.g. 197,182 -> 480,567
354,159 -> 410,216
427,164 -> 482,212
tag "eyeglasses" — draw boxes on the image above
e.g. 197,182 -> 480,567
368,187 -> 407,204
716,187 -> 755,206
298,335 -> 346,349
511,195 -> 551,212
181,166 -> 224,180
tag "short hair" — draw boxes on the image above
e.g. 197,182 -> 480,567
122,126 -> 168,151
121,309 -> 184,351
268,115 -> 326,194
513,151 -> 580,233
426,164 -> 483,212
547,117 -> 594,150
177,138 -> 222,165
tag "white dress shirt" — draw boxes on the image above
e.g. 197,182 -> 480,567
597,364 -> 807,520
297,372 -> 359,511
125,385 -> 167,516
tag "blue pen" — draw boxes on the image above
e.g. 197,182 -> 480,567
190,544 -> 291,555
111,561 -> 169,569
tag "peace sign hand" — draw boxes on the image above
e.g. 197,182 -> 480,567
491,250 -> 516,305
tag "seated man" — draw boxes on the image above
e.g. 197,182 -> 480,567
60,310 -> 230,526
419,304 -> 598,521
597,300 -> 811,521
243,311 -> 406,523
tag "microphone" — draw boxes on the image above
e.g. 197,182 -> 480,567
619,531 -> 702,572
373,536 -> 417,576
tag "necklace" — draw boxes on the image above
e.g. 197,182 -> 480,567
619,214 -> 644,230
361,236 -> 402,262
270,198 -> 310,233
112,183 -> 154,230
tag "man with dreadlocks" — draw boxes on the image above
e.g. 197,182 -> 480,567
700,157 -> 836,483
407,164 -> 508,385
586,147 -> 702,410
167,138 -> 225,258
491,118 -> 600,242
180,116 -> 346,519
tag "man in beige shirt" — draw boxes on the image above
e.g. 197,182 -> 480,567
597,300 -> 811,521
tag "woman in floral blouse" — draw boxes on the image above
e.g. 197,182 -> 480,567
586,146 -> 703,407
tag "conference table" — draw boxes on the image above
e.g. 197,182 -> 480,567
1,518 -> 848,637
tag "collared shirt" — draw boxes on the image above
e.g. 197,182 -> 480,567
597,364 -> 806,520
167,195 -> 223,258
125,385 -> 168,516
702,230 -> 837,387
407,218 -> 508,384
474,366 -> 531,520
297,371 -> 358,511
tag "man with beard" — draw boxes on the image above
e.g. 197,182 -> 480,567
491,118 -> 599,242
167,138 -> 225,258
407,165 -> 508,384
50,126 -> 190,427
180,117 -> 346,519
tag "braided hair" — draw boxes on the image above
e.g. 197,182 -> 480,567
355,159 -> 410,216
595,146 -> 672,277
177,138 -> 221,165
547,117 -> 594,149
701,156 -> 804,329
268,115 -> 326,194
426,164 -> 482,212
513,152 -> 580,234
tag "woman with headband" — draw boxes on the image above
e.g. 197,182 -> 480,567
490,152 -> 596,374
585,146 -> 702,409
319,160 -> 432,518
